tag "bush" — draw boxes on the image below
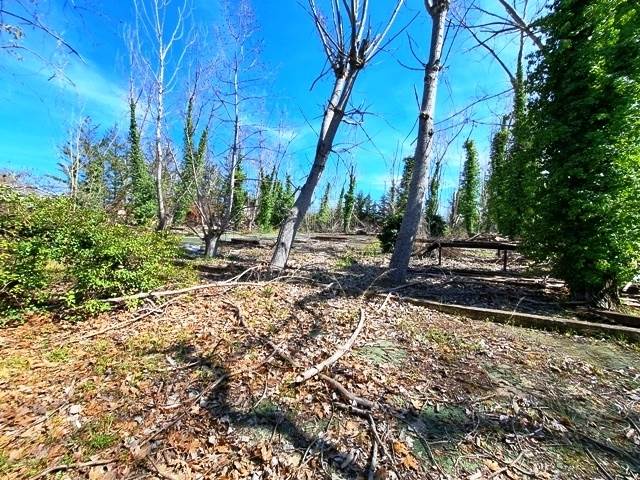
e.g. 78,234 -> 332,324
0,187 -> 187,318
378,212 -> 403,253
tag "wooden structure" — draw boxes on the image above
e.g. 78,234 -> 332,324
423,240 -> 519,271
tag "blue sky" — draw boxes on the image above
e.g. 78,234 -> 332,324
0,0 -> 531,211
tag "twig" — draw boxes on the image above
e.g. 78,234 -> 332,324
295,308 -> 365,383
585,448 -> 615,480
30,459 -> 115,480
487,451 -> 524,479
321,374 -> 376,410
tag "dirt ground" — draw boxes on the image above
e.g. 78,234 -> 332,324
1,235 -> 639,479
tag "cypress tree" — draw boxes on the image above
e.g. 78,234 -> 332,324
459,139 -> 481,236
230,156 -> 248,229
317,183 -> 331,227
343,167 -> 356,232
175,97 -> 207,224
127,100 -> 156,225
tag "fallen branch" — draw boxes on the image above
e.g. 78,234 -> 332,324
295,308 -> 365,383
224,301 -> 375,411
31,459 -> 115,480
320,374 -> 376,410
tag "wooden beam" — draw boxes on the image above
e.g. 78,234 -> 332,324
389,295 -> 640,342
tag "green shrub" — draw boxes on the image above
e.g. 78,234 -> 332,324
0,187 -> 187,318
378,212 -> 403,253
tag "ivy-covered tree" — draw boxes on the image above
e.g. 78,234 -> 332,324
342,167 -> 356,232
459,139 -> 481,236
127,100 -> 156,225
502,54 -> 534,237
485,119 -> 510,232
524,0 -> 640,306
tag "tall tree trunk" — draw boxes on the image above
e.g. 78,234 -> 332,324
155,63 -> 168,231
223,65 -> 240,232
270,73 -> 353,270
389,3 -> 448,283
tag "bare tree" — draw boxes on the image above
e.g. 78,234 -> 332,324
132,0 -> 194,231
0,1 -> 84,77
389,0 -> 450,283
270,0 -> 405,270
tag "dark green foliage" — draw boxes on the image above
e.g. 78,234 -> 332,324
354,192 -> 377,226
335,186 -> 344,226
378,156 -> 416,250
397,156 -> 414,212
459,140 -> 481,236
256,169 -> 275,230
271,175 -> 294,228
502,58 -> 535,237
343,168 -> 356,232
127,100 -> 156,225
0,188 -> 185,318
317,183 -> 331,227
378,212 -> 403,253
425,159 -> 443,237
485,121 -> 510,232
524,0 -> 640,304
175,97 -> 208,225
230,157 -> 248,229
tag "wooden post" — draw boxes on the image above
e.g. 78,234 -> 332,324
438,246 -> 442,266
503,249 -> 508,271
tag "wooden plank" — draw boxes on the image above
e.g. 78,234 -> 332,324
390,295 -> 640,342
424,240 -> 519,253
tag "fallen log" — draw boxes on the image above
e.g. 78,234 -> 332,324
294,308 -> 365,383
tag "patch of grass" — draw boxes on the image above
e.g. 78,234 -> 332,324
358,241 -> 382,257
46,346 -> 70,363
80,414 -> 119,452
0,451 -> 8,474
0,355 -> 30,379
127,331 -> 170,354
356,340 -> 407,366
418,327 -> 482,357
335,252 -> 357,269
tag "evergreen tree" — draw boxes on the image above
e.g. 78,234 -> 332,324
175,97 -> 208,225
525,0 -> 640,305
335,186 -> 344,228
256,169 -> 275,230
127,100 -> 156,225
396,156 -> 415,211
317,183 -> 331,227
230,156 -> 248,229
425,159 -> 445,236
272,175 -> 294,228
459,139 -> 481,236
342,167 -> 356,232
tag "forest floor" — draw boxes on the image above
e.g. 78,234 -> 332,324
1,235 -> 640,480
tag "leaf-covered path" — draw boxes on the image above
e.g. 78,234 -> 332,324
2,279 -> 639,479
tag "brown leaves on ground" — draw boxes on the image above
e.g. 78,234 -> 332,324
1,278 -> 639,479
